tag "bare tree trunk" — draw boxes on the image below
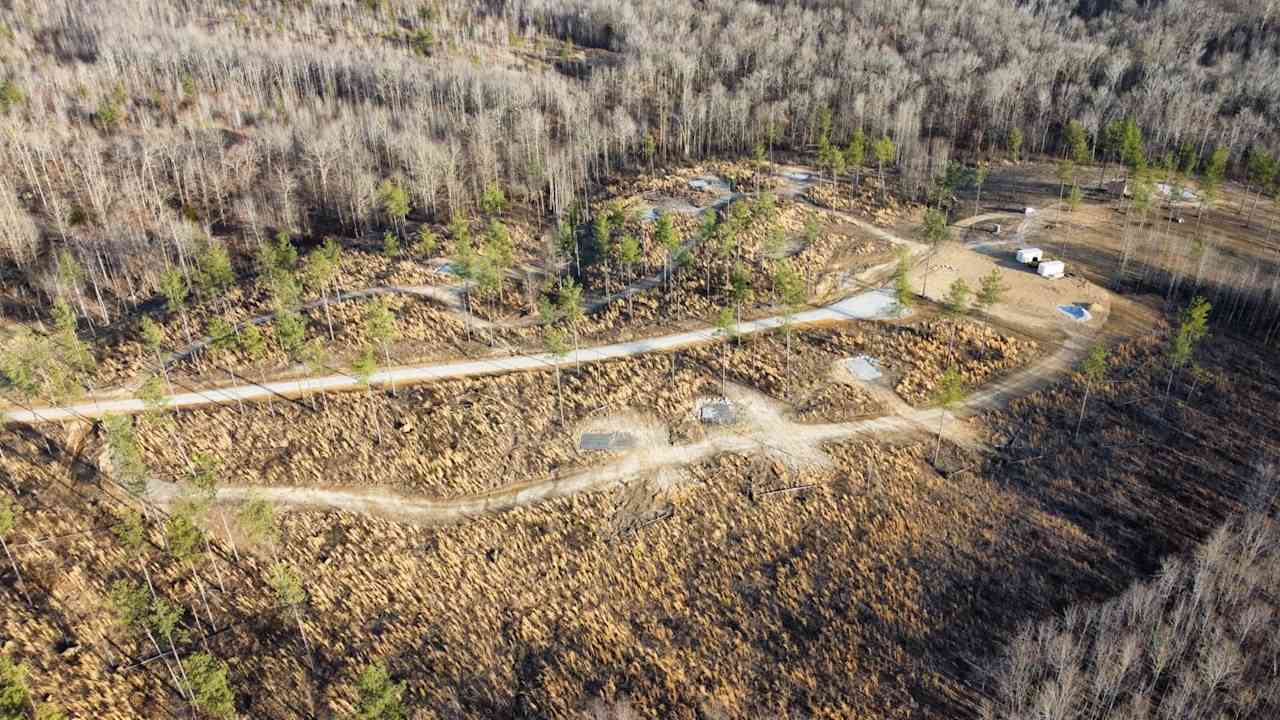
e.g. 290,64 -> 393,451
0,537 -> 31,606
323,289 -> 335,341
219,510 -> 240,563
203,536 -> 227,595
144,628 -> 188,700
1074,385 -> 1090,441
555,367 -> 564,425
932,410 -> 947,465
190,561 -> 216,631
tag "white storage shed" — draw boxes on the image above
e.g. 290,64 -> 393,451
1038,260 -> 1065,279
1016,248 -> 1042,264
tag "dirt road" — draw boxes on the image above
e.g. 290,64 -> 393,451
146,323 -> 1087,525
4,287 -> 911,425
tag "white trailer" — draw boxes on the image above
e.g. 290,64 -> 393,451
1016,248 -> 1042,264
1038,260 -> 1065,279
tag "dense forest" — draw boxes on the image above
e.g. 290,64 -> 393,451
0,0 -> 1278,314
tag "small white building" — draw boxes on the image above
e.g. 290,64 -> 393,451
1038,260 -> 1066,279
1016,248 -> 1043,264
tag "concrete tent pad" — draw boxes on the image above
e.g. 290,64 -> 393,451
844,355 -> 884,381
697,400 -> 738,426
580,432 -> 638,451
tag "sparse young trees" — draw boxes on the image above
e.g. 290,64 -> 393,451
352,348 -> 383,444
1075,344 -> 1109,439
1055,159 -> 1074,213
109,576 -> 188,699
846,129 -> 866,187
138,316 -> 169,384
921,208 -> 950,245
185,652 -> 235,719
892,247 -> 914,315
0,80 -> 23,114
237,497 -> 277,550
543,325 -> 569,425
773,259 -> 805,394
353,661 -> 406,720
0,499 -> 29,606
873,136 -> 896,201
615,233 -> 641,315
1119,117 -> 1146,174
49,298 -> 94,400
943,278 -> 970,316
655,212 -> 681,292
1064,119 -> 1089,168
273,308 -> 307,361
1166,295 -> 1211,406
931,366 -> 965,465
1007,127 -> 1023,162
971,162 -> 988,217
303,239 -> 342,341
192,241 -> 235,302
238,323 -> 265,363
1245,148 -> 1276,226
557,279 -> 585,364
593,211 -> 612,295
729,262 -> 753,330
479,182 -> 506,216
413,226 -> 439,258
382,231 -> 401,260
919,208 -> 950,297
269,563 -> 310,654
103,414 -> 148,498
378,178 -> 410,238
363,298 -> 397,375
158,268 -> 193,344
975,268 -> 1006,312
713,306 -> 736,396
0,655 -> 31,719
164,503 -> 217,632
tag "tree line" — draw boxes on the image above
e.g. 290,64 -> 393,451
1,0 -> 1278,323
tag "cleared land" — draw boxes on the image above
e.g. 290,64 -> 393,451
3,158 -> 1280,719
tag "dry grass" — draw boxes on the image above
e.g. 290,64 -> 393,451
1,305 -> 1276,719
137,355 -> 714,497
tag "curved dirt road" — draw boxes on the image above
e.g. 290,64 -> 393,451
147,321 -> 1093,525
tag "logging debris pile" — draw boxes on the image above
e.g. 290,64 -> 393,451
804,181 -> 912,227
687,319 -> 1035,418
685,330 -> 882,424
887,319 -> 1039,404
